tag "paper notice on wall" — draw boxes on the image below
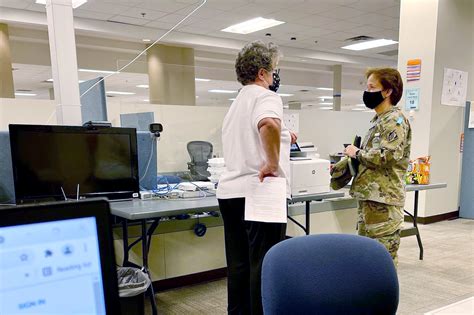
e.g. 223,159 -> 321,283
283,113 -> 299,133
441,68 -> 468,107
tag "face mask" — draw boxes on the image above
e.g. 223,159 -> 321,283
269,69 -> 280,92
363,90 -> 385,109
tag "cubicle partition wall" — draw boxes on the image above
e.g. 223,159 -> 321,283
460,101 -> 474,218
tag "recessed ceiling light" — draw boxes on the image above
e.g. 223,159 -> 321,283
195,78 -> 211,82
136,84 -> 149,88
228,98 -> 236,101
15,92 -> 37,96
319,107 -> 333,110
46,78 -> 85,83
79,68 -> 117,74
352,107 -> 367,111
221,17 -> 285,34
36,0 -> 87,9
196,96 -> 199,98
319,96 -> 334,99
319,102 -> 333,105
342,39 -> 398,51
143,99 -> 149,102
106,91 -> 136,95
317,87 -> 333,91
278,93 -> 294,97
356,103 -> 366,107
142,39 -> 151,42
208,89 -> 237,94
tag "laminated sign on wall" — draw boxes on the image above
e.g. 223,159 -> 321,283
441,68 -> 468,107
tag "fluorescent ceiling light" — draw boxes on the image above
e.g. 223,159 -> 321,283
195,78 -> 211,82
228,98 -> 236,101
15,92 -> 37,96
319,107 -> 333,110
208,89 -> 237,94
36,0 -> 87,9
196,96 -> 199,98
79,68 -> 116,74
319,96 -> 333,99
342,39 -> 398,51
356,103 -> 366,107
221,17 -> 285,34
143,99 -> 149,102
142,39 -> 151,42
319,102 -> 333,105
136,85 -> 149,88
317,87 -> 333,91
278,93 -> 294,97
352,107 -> 367,111
47,78 -> 85,83
106,91 -> 136,95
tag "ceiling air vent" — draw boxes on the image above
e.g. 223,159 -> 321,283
345,35 -> 374,42
107,19 -> 141,27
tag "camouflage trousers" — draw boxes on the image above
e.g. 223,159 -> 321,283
358,200 -> 404,267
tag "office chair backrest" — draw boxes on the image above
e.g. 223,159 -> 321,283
262,234 -> 399,315
187,141 -> 213,180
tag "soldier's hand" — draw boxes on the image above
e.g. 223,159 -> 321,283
344,145 -> 359,158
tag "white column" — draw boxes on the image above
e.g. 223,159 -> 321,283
333,64 -> 342,111
45,0 -> 82,125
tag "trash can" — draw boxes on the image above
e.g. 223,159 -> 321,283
117,267 -> 151,315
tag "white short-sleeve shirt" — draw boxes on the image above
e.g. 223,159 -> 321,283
216,84 -> 291,199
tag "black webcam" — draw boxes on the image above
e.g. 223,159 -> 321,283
149,123 -> 163,138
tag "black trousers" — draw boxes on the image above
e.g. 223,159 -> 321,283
218,198 -> 287,315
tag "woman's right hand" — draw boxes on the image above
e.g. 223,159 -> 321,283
258,164 -> 278,182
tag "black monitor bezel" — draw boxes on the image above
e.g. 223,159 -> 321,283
9,124 -> 139,204
0,199 -> 121,315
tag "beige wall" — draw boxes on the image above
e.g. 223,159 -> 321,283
0,98 -> 56,130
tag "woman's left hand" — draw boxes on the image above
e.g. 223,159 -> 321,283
290,131 -> 298,144
344,144 -> 359,158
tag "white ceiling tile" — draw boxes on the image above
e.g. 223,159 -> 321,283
143,20 -> 178,29
254,0 -> 306,10
349,25 -> 387,37
74,9 -> 115,21
319,6 -> 366,20
177,25 -> 213,35
201,0 -> 249,11
174,7 -> 226,19
266,10 -> 311,22
120,7 -> 169,20
79,2 -> 130,15
136,0 -> 193,13
0,0 -> 30,10
322,20 -> 363,32
230,4 -> 283,17
347,13 -> 386,25
381,17 -> 400,30
107,15 -> 152,26
379,5 -> 400,18
285,2 -> 339,15
347,0 -> 399,12
297,15 -> 341,28
154,13 -> 187,24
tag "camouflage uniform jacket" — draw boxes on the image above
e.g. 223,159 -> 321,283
350,107 -> 412,207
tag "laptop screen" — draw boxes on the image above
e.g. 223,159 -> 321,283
0,217 -> 106,314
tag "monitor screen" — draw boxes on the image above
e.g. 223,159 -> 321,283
9,125 -> 139,203
0,217 -> 106,314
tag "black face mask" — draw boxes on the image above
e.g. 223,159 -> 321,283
363,90 -> 385,109
268,69 -> 280,92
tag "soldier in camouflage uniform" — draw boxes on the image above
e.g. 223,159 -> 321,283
344,68 -> 411,267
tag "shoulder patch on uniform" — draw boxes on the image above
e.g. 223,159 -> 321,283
387,130 -> 398,142
396,117 -> 403,125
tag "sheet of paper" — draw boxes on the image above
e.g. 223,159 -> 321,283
244,177 -> 287,223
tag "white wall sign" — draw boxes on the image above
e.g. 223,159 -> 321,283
441,68 -> 468,107
283,113 -> 299,133
405,88 -> 420,111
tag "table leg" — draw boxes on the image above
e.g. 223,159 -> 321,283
121,219 -> 129,266
413,191 -> 424,260
141,220 -> 158,315
305,201 -> 311,235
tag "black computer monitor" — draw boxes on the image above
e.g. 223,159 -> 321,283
9,124 -> 139,204
0,199 -> 121,314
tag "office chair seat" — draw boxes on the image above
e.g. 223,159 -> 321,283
262,234 -> 399,315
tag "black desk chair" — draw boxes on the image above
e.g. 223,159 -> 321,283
187,141 -> 213,181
